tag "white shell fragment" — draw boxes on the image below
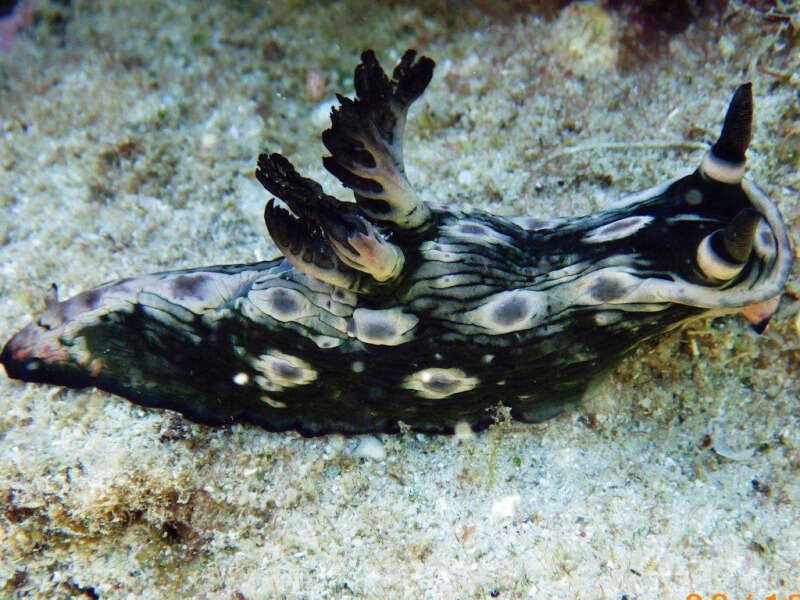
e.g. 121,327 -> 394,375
490,495 -> 521,519
353,435 -> 386,461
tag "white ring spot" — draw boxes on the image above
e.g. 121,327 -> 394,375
701,152 -> 744,184
753,220 -> 775,260
696,233 -> 743,280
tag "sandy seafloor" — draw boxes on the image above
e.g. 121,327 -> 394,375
0,1 -> 798,598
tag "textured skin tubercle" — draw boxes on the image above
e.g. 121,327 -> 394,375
0,51 -> 793,435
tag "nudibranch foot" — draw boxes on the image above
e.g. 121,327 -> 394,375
1,50 -> 792,435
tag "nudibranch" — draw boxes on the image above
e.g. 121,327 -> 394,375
1,50 -> 792,435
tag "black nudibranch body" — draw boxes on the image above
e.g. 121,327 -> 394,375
1,51 -> 792,434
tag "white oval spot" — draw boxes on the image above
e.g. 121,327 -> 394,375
465,289 -> 548,334
402,368 -> 479,400
248,287 -> 312,322
261,395 -> 287,408
457,169 -> 474,186
313,335 -> 342,349
349,307 -> 418,346
686,189 -> 703,206
572,269 -> 643,305
594,311 -> 622,326
252,350 -> 318,391
232,372 -> 249,386
442,220 -> 513,247
511,216 -> 559,231
582,216 -> 654,244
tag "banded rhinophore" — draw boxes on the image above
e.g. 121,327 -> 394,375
1,50 -> 792,434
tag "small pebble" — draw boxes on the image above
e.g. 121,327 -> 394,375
327,434 -> 345,453
354,435 -> 386,461
454,421 -> 474,441
306,70 -> 327,101
201,132 -> 218,150
457,169 -> 474,186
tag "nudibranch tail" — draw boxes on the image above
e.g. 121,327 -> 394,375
0,50 -> 792,435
